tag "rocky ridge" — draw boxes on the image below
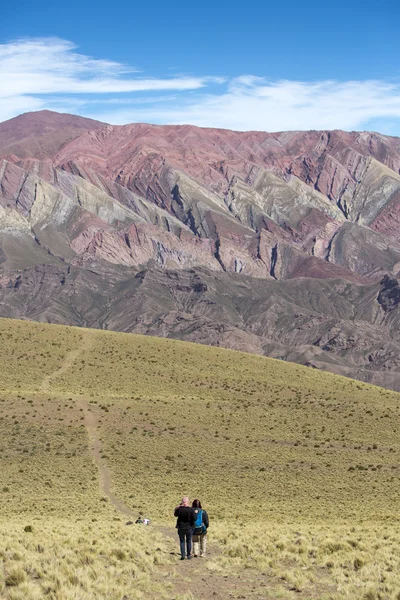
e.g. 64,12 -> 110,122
2,111 -> 400,389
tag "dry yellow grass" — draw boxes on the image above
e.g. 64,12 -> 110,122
0,518 -> 171,599
1,317 -> 400,598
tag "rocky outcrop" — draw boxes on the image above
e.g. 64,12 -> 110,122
377,275 -> 400,313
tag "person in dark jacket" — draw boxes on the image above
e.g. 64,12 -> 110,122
192,499 -> 209,557
174,496 -> 196,560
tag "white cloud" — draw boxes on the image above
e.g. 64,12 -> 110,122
1,37 -> 400,135
0,38 -> 208,121
116,77 -> 400,133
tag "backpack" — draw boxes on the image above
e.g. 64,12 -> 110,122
193,509 -> 206,535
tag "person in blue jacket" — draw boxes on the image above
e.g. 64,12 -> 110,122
192,499 -> 209,557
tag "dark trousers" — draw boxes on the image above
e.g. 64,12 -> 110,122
178,528 -> 193,558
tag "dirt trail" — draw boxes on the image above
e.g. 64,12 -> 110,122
39,332 -> 134,517
154,528 -> 278,600
40,333 -> 94,392
78,398 -> 134,517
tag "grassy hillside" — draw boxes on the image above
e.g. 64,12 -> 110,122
2,317 -> 400,599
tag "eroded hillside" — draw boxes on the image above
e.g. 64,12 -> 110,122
2,112 -> 400,389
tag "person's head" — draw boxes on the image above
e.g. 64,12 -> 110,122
192,499 -> 202,509
181,496 -> 190,507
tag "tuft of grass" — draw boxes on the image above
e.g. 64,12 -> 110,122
5,566 -> 26,587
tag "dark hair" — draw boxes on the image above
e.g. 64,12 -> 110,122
192,499 -> 202,508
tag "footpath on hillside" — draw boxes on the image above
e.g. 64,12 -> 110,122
37,332 -> 294,599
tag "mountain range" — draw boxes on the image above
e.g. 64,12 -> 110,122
2,110 -> 400,389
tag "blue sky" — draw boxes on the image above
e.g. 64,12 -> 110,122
1,0 -> 400,133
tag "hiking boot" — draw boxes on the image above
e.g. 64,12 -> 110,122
187,555 -> 192,560
180,556 -> 185,560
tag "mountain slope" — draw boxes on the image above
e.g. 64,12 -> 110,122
2,111 -> 400,389
2,262 -> 400,390
2,316 -> 399,523
0,110 -> 104,160
4,112 -> 400,282
2,318 -> 400,599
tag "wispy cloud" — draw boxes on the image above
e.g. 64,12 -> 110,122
117,77 -> 400,134
0,38 -> 209,121
1,37 -> 400,135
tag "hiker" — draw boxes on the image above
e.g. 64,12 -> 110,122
135,514 -> 150,525
135,514 -> 144,524
192,499 -> 209,557
174,496 -> 196,560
